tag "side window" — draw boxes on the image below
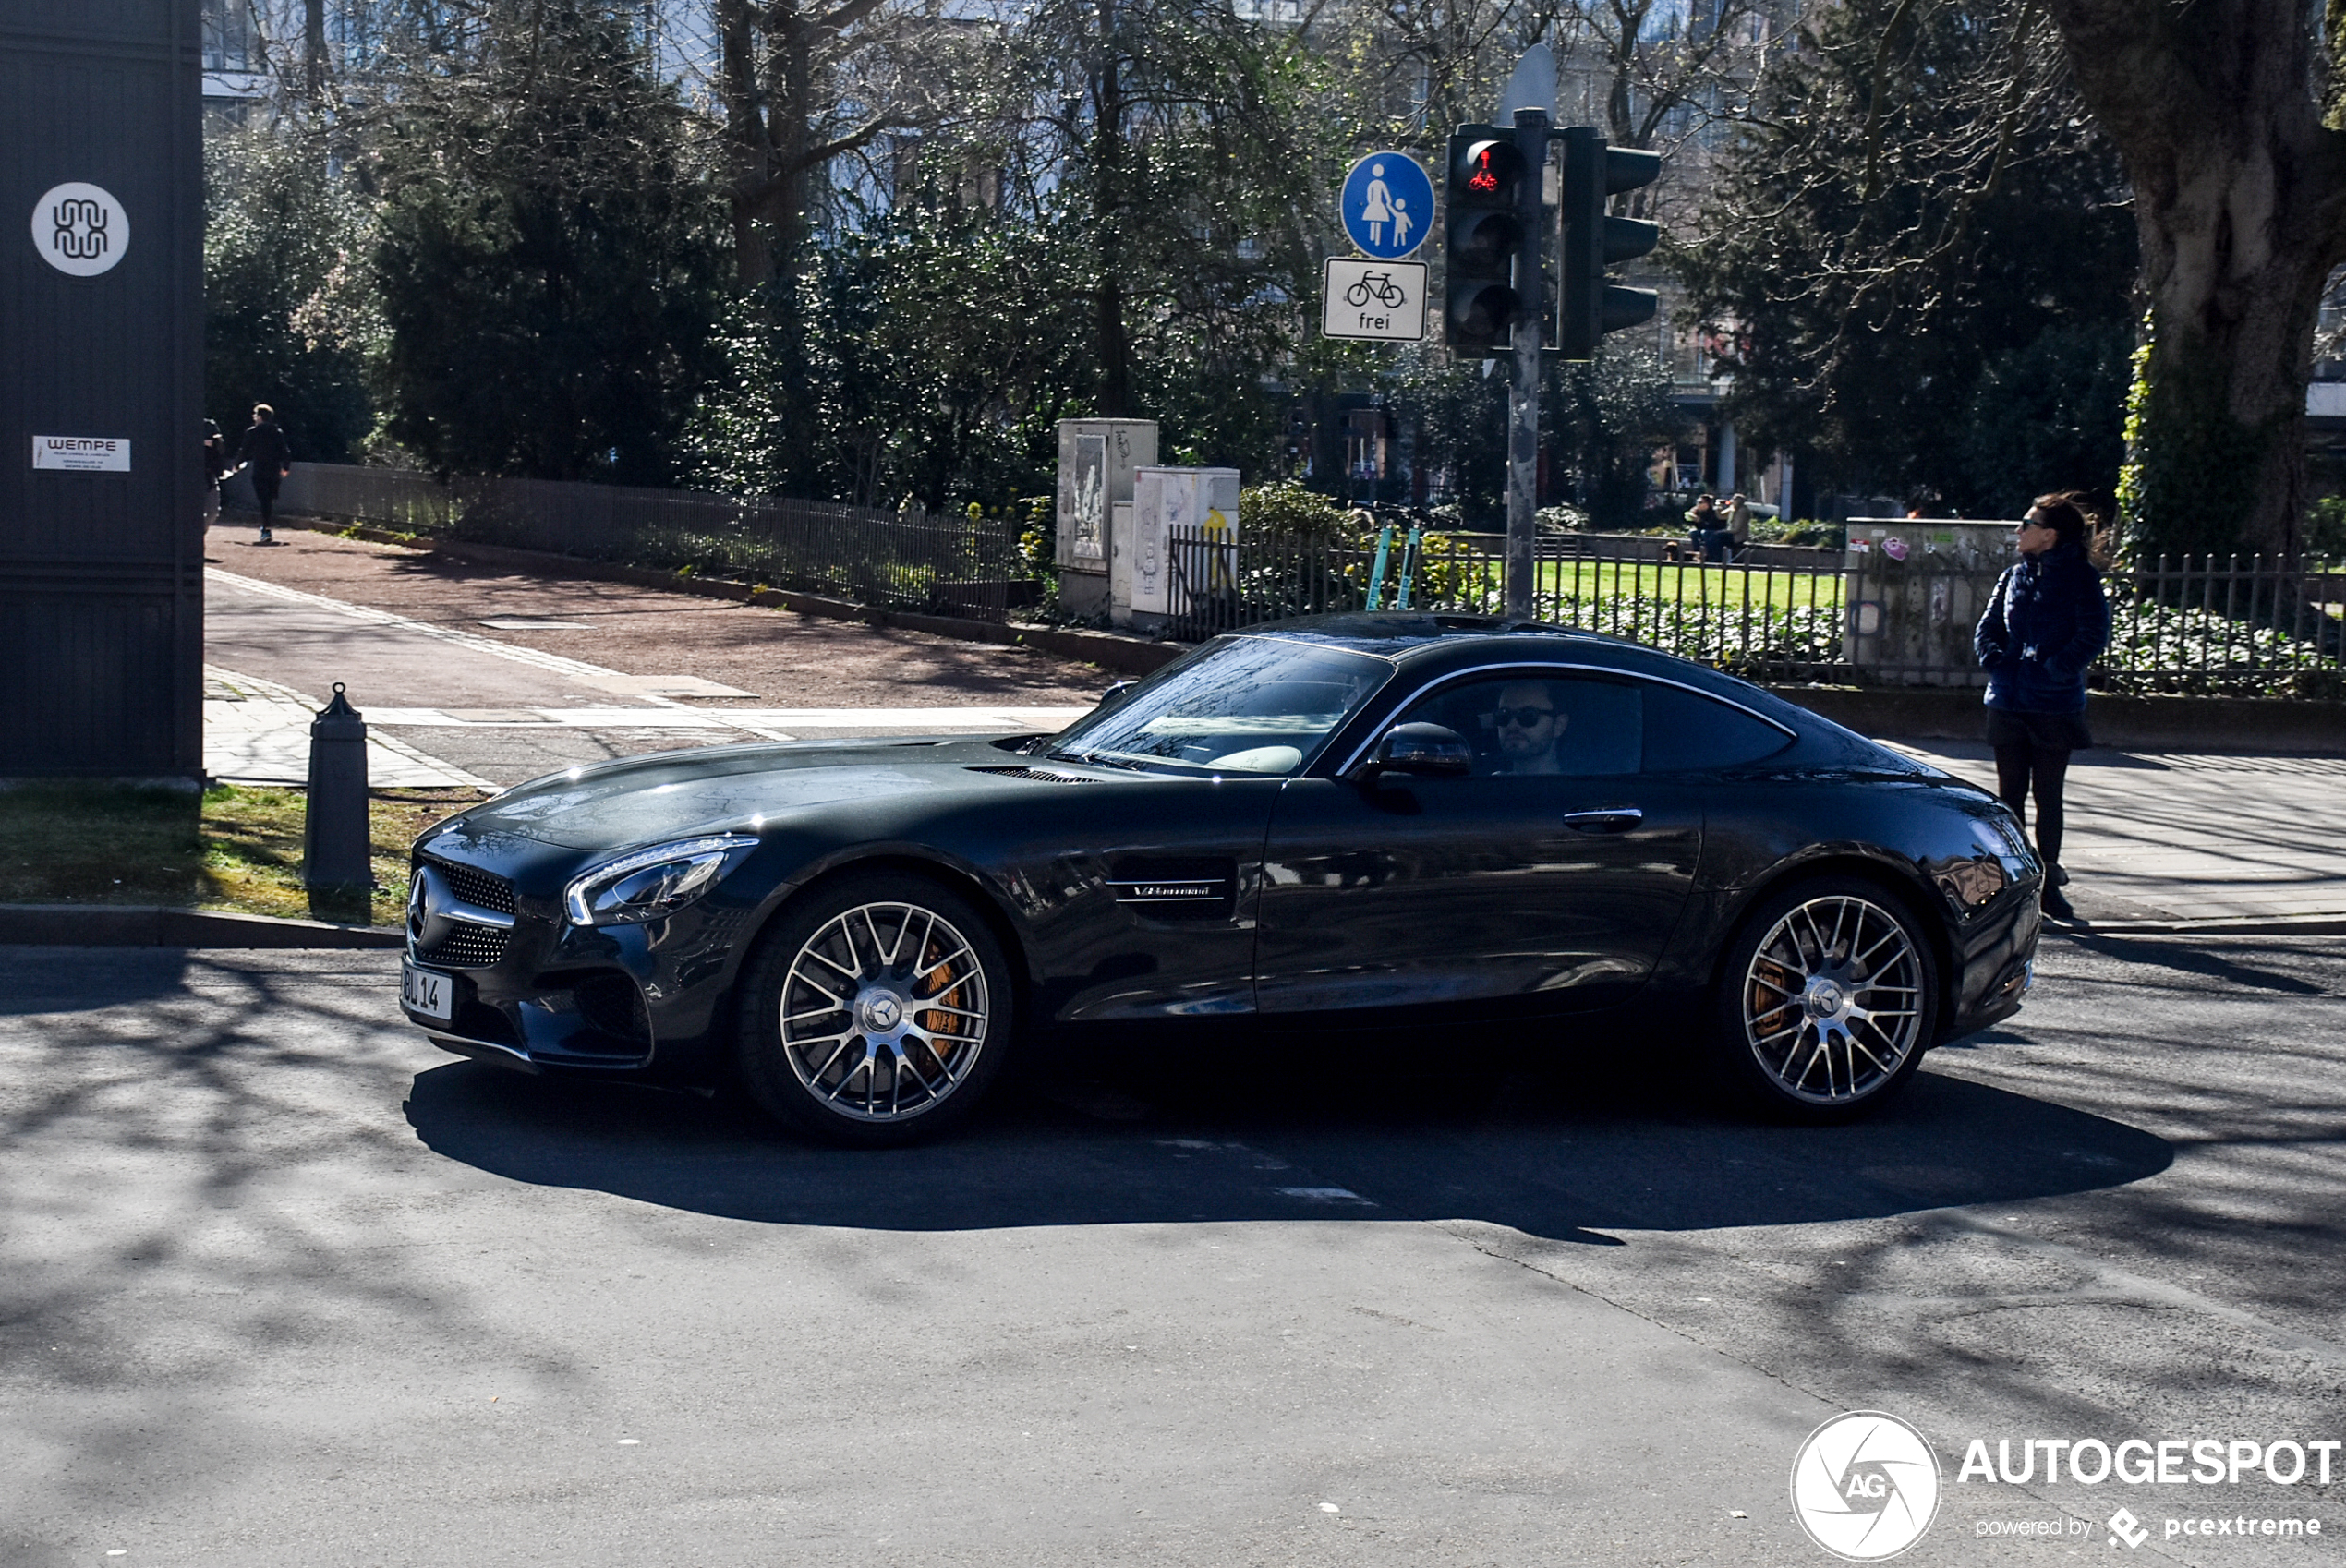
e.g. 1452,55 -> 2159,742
1640,684 -> 1793,772
1397,674 -> 1642,777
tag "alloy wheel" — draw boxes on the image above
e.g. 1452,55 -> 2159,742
778,900 -> 991,1123
1739,894 -> 1926,1105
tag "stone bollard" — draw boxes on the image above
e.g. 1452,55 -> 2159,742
303,683 -> 371,892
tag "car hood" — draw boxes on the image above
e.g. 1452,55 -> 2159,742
436,736 -> 1019,852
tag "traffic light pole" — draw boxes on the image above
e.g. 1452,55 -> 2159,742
1505,108 -> 1548,621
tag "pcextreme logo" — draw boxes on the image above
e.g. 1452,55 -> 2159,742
1791,1411 -> 1944,1561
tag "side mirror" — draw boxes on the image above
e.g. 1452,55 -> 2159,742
1361,722 -> 1472,780
1097,680 -> 1138,708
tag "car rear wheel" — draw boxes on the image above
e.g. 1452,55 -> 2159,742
1710,877 -> 1938,1121
736,874 -> 1012,1146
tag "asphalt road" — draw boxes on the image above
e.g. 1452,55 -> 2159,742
3,934 -> 2341,1567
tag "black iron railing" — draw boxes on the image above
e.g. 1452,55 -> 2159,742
1165,525 -> 2344,696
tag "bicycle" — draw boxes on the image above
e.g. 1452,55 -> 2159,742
1344,271 -> 1408,308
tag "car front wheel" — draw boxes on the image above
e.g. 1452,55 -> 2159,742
736,874 -> 1012,1146
1710,877 -> 1938,1120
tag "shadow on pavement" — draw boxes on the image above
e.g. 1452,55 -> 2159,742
404,1043 -> 2172,1242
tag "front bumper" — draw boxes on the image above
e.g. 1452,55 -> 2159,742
1945,885 -> 2041,1040
400,850 -> 754,1082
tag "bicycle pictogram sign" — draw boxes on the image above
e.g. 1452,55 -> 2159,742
1321,257 -> 1427,342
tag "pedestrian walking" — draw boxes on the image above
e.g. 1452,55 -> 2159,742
1974,491 -> 2111,923
235,403 -> 292,544
201,419 -> 228,530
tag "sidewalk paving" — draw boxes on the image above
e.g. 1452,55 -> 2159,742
205,666 -> 497,789
1887,741 -> 2346,927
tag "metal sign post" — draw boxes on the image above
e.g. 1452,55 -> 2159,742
1506,108 -> 1549,621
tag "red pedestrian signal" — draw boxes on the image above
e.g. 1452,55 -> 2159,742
1445,127 -> 1527,354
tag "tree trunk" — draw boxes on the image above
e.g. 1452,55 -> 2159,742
304,0 -> 327,101
2044,0 -> 2346,555
1091,0 -> 1132,416
717,0 -> 779,287
717,0 -> 819,290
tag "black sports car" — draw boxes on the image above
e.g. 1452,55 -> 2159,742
399,614 -> 2042,1142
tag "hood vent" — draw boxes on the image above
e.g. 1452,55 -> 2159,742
969,766 -> 1096,783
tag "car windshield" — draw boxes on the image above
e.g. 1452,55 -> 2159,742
1046,635 -> 1391,776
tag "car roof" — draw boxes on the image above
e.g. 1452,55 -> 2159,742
1237,612 -> 1826,733
1237,612 -> 1599,660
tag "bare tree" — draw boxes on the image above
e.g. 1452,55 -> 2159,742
1337,0 -> 1553,143
708,0 -> 965,286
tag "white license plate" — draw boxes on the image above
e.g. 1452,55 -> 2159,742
402,959 -> 454,1023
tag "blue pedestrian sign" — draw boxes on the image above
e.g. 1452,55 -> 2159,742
1339,151 -> 1433,260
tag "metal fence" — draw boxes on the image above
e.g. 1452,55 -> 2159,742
1165,525 -> 2346,697
242,470 -> 2346,694
245,464 -> 1042,621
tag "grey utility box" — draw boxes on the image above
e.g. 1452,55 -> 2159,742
1055,419 -> 1156,620
0,0 -> 204,777
1121,466 -> 1239,633
1843,519 -> 2020,686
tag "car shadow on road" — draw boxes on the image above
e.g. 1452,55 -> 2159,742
404,1040 -> 2171,1244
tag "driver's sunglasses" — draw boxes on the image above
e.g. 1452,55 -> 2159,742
1493,706 -> 1554,729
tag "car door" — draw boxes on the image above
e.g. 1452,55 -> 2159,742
1002,773 -> 1286,1025
1252,668 -> 1706,1019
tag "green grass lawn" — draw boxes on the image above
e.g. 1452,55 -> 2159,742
0,782 -> 485,927
1405,550 -> 1846,617
1539,558 -> 1846,613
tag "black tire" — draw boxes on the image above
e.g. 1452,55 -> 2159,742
735,872 -> 1014,1147
1707,875 -> 1939,1122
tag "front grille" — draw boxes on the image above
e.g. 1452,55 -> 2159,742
430,859 -> 515,915
969,766 -> 1095,783
420,923 -> 509,969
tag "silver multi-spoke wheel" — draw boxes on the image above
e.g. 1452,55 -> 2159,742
1738,893 -> 1926,1106
778,899 -> 991,1123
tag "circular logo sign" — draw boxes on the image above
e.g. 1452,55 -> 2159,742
31,182 -> 129,277
1789,1411 -> 1941,1561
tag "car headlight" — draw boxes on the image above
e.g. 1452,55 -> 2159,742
562,835 -> 759,927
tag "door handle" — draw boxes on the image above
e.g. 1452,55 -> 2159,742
1563,807 -> 1643,833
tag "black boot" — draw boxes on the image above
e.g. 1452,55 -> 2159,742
2041,884 -> 2076,922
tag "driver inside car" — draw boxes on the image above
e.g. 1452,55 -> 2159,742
1489,680 -> 1564,775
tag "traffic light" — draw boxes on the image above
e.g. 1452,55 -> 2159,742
1557,127 -> 1661,359
1444,126 -> 1527,355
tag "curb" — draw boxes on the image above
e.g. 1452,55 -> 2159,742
0,904 -> 405,949
272,515 -> 1188,678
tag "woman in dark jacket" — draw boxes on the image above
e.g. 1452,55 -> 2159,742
1974,492 -> 2110,921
